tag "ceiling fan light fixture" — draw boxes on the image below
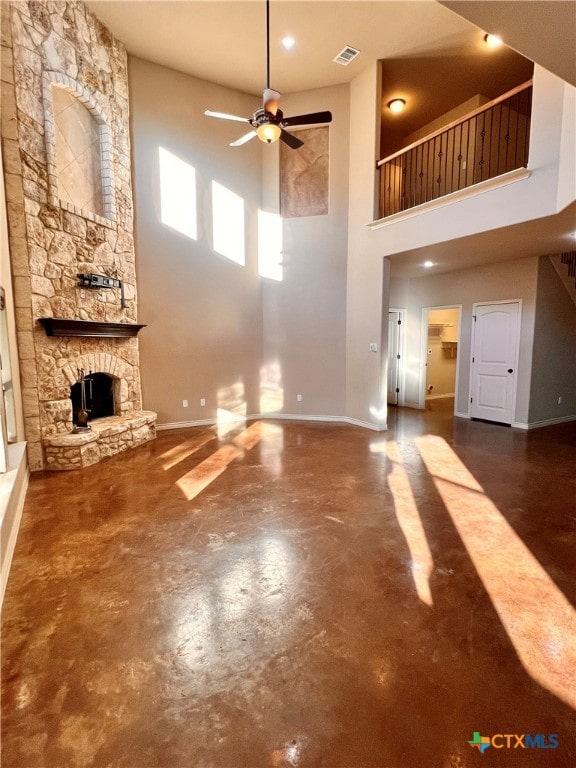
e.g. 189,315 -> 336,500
256,122 -> 282,143
387,98 -> 406,114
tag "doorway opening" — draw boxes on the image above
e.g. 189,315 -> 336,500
421,306 -> 461,413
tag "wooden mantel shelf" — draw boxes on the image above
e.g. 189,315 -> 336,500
37,318 -> 146,338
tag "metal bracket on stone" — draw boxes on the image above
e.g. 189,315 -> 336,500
77,273 -> 126,308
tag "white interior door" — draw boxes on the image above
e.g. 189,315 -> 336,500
470,301 -> 520,424
387,311 -> 401,405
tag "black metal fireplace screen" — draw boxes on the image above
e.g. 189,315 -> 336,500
70,371 -> 114,425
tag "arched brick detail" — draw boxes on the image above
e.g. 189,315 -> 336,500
61,353 -> 131,387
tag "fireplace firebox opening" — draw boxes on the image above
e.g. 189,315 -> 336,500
70,372 -> 115,425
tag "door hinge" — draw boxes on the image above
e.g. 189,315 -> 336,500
397,354 -> 400,359
470,397 -> 473,403
396,387 -> 400,393
473,315 -> 477,322
398,319 -> 402,325
472,356 -> 475,363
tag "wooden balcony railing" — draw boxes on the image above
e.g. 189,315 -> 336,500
377,81 -> 533,219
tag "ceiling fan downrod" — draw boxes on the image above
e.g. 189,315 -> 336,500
204,0 -> 332,149
266,0 -> 271,91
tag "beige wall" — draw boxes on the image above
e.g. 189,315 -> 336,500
131,60 -> 349,425
528,256 -> 576,423
129,57 -> 264,426
403,95 -> 489,147
390,255 -> 539,423
261,85 -> 349,419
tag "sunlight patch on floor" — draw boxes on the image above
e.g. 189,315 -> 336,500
176,421 -> 270,501
160,434 -> 215,471
415,434 -> 576,709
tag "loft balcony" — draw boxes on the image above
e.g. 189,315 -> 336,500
377,81 -> 533,220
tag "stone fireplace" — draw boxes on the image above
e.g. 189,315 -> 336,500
1,0 -> 156,470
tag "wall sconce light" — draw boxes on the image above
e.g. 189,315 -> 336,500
387,98 -> 406,114
484,33 -> 503,48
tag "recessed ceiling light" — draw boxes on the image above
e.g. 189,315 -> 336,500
484,33 -> 503,48
281,36 -> 295,50
423,260 -> 434,268
387,98 -> 406,114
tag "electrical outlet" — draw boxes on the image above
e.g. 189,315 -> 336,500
200,398 -> 206,407
558,396 -> 562,405
296,394 -> 303,402
182,399 -> 189,408
369,343 -> 378,352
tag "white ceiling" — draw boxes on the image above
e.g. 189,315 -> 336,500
441,1 -> 576,87
85,0 -> 575,96
85,0 -> 576,277
86,1 -> 485,96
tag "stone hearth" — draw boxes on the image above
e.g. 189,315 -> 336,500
43,411 -> 156,470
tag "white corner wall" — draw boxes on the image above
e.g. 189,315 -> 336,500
346,62 -> 389,429
557,80 -> 576,211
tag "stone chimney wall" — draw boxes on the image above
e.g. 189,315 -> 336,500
1,0 -> 144,470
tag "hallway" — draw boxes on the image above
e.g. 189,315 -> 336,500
2,410 -> 575,767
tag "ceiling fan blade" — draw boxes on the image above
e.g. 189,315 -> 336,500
279,129 -> 304,150
281,111 -> 332,127
230,130 -> 257,147
205,110 -> 250,123
263,88 -> 281,115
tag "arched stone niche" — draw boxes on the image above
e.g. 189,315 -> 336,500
42,71 -> 116,226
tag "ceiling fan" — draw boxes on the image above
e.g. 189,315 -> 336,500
205,0 -> 332,149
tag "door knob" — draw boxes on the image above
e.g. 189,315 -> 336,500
507,368 -> 514,373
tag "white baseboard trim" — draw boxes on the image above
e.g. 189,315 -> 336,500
157,418 -> 221,431
342,417 -> 387,431
157,413 -> 388,432
426,393 -> 455,400
512,414 -> 576,430
454,411 -> 471,420
1,443 -> 29,608
260,412 -> 347,425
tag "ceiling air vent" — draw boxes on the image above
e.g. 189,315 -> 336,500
333,45 -> 360,66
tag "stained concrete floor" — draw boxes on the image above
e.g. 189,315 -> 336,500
2,407 -> 575,767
